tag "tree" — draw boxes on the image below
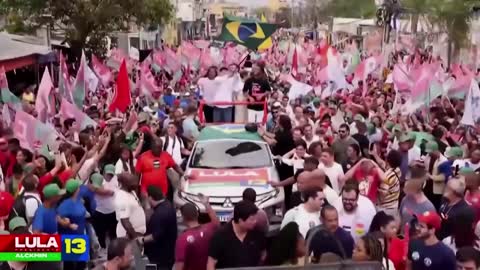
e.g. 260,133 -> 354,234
0,0 -> 174,57
403,0 -> 476,64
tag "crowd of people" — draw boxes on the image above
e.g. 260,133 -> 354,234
0,36 -> 479,270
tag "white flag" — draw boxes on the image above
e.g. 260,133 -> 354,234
461,79 -> 480,126
85,65 -> 99,93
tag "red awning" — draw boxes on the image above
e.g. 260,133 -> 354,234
0,55 -> 38,72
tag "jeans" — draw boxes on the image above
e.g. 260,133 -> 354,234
213,107 -> 233,123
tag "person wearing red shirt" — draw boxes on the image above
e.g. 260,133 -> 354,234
343,159 -> 382,203
136,137 -> 184,198
175,195 -> 220,270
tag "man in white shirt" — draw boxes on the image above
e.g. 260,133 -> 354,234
22,175 -> 42,224
114,173 -> 146,239
212,67 -> 242,123
303,124 -> 320,148
391,132 -> 421,165
318,147 -> 345,194
333,179 -> 376,240
281,187 -> 325,237
90,170 -> 118,252
161,122 -> 190,166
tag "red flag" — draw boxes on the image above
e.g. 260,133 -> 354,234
109,60 -> 131,113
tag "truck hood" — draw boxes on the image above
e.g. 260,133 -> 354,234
184,167 -> 276,197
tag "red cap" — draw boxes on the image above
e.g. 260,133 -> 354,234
138,126 -> 151,134
417,211 -> 442,230
0,191 -> 14,217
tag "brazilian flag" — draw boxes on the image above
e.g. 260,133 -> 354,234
218,15 -> 277,50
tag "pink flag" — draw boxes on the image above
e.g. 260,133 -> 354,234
392,63 -> 413,91
59,53 -> 73,102
193,40 -> 210,49
35,67 -> 55,122
410,63 -> 439,100
13,111 -> 59,151
200,50 -> 214,70
448,65 -> 474,98
92,54 -> 112,87
60,98 -> 97,129
140,62 -> 159,98
354,55 -> 383,80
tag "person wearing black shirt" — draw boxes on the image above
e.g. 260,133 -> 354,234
437,178 -> 476,240
259,115 -> 295,207
351,121 -> 370,157
342,143 -> 362,172
243,62 -> 271,123
138,186 -> 178,269
207,201 -> 266,269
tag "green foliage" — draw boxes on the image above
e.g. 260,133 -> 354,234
0,0 -> 174,56
403,0 -> 475,58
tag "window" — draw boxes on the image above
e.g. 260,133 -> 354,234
190,141 -> 272,169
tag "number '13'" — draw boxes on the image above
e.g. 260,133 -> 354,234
64,239 -> 86,254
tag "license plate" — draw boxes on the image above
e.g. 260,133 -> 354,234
217,212 -> 232,222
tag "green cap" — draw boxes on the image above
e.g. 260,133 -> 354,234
399,133 -> 415,143
354,114 -> 365,122
42,183 -> 65,199
392,124 -> 403,133
385,121 -> 395,131
104,164 -> 116,175
65,179 -> 82,193
367,122 -> 375,134
425,141 -> 439,153
445,147 -> 463,159
23,163 -> 35,174
9,217 -> 27,231
459,167 -> 475,174
90,173 -> 104,188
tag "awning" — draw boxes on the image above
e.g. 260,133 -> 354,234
0,33 -> 51,71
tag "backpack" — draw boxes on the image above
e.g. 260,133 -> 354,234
8,192 -> 41,226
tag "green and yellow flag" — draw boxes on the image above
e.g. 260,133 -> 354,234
258,14 -> 273,51
218,15 -> 277,50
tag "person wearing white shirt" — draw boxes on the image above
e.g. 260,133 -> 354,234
303,125 -> 320,148
281,140 -> 310,175
197,67 -> 219,123
281,187 -> 325,238
115,144 -> 141,175
115,173 -> 146,239
90,169 -> 118,252
161,122 -> 190,166
318,148 -> 345,194
390,133 -> 421,165
333,179 -> 376,240
212,66 -> 243,123
22,175 -> 42,225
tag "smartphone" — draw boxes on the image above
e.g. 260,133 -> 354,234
145,264 -> 157,270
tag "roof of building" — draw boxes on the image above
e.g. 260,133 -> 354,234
0,32 -> 51,62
